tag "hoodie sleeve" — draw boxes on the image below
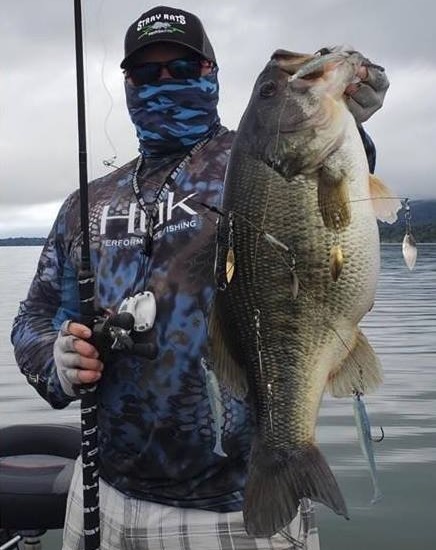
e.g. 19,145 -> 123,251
358,125 -> 377,174
11,193 -> 81,409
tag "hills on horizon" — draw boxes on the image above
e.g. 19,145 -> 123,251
1,200 -> 435,245
0,237 -> 47,246
378,199 -> 436,242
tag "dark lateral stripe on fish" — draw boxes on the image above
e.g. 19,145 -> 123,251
243,440 -> 349,537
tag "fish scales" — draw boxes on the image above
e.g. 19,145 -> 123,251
209,49 -> 397,537
221,158 -> 378,442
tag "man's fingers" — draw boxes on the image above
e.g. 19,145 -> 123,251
59,350 -> 103,371
79,356 -> 104,372
64,366 -> 101,386
58,334 -> 78,353
345,61 -> 390,123
361,63 -> 389,92
74,338 -> 100,359
356,65 -> 369,81
59,321 -> 99,358
347,85 -> 381,109
68,321 -> 92,340
55,322 -> 102,396
76,369 -> 102,385
58,332 -> 100,359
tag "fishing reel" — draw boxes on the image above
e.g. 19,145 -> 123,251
89,310 -> 158,361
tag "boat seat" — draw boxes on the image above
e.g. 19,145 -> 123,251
0,424 -> 81,531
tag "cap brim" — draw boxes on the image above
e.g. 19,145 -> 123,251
120,38 -> 212,69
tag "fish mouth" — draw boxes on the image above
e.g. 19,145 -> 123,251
270,49 -> 316,77
271,48 -> 363,86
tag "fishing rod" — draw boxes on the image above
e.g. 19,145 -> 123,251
73,1 -> 100,549
73,2 -> 140,548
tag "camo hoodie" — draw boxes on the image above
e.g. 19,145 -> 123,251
11,125 -> 257,511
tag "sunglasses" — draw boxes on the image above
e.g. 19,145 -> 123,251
126,57 -> 212,86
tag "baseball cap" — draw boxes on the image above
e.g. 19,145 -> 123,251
120,6 -> 216,69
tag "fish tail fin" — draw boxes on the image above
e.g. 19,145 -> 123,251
243,439 -> 348,537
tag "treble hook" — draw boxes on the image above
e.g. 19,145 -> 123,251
371,426 -> 385,443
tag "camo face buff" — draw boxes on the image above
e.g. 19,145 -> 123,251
125,69 -> 221,157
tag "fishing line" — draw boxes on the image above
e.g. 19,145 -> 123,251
202,197 -> 387,448
81,3 -> 96,183
271,92 -> 290,166
195,190 -> 416,283
279,529 -> 305,549
84,154 -> 175,195
198,198 -> 392,373
76,140 -> 415,285
199,198 -> 302,301
253,183 -> 273,286
96,0 -> 118,168
348,195 -> 407,203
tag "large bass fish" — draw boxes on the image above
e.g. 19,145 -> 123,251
209,50 -> 399,537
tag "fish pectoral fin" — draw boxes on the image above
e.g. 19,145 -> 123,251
327,328 -> 383,397
208,302 -> 248,399
317,165 -> 351,230
369,174 -> 402,223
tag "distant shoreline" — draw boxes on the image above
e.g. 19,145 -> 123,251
2,236 -> 436,246
0,238 -> 46,246
2,199 -> 435,246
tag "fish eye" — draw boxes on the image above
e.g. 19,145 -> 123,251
260,80 -> 277,98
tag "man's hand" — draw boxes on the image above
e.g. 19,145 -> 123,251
318,46 -> 390,123
54,320 -> 103,397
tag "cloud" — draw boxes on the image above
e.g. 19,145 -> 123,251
1,0 -> 435,236
0,202 -> 61,238
366,63 -> 436,199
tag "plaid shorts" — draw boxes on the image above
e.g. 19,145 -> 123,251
63,458 -> 320,550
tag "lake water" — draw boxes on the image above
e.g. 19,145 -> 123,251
0,245 -> 435,550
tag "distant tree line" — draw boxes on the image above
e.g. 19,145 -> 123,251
378,223 -> 436,243
1,200 -> 435,245
0,237 -> 46,246
378,200 -> 436,242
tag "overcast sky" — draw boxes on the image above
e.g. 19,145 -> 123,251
1,0 -> 435,237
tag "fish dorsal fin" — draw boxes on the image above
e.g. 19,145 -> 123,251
369,174 -> 402,224
327,328 -> 383,397
208,302 -> 248,399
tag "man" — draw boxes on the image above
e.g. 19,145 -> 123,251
11,6 -> 389,549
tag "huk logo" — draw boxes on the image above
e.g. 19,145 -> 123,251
137,13 -> 186,38
98,192 -> 199,248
